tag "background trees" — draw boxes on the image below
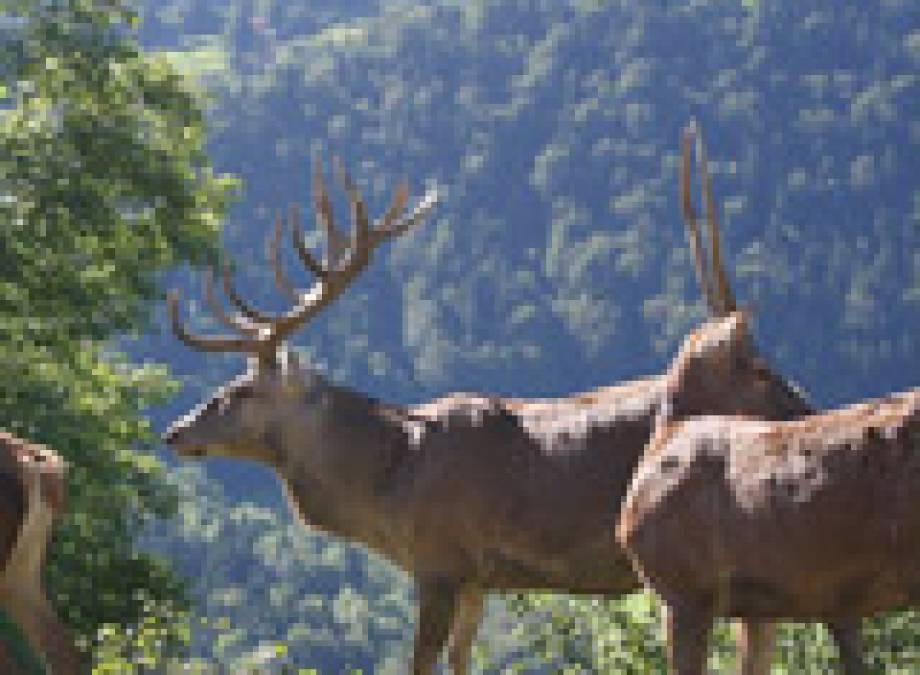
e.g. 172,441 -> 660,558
0,0 -> 234,666
2,0 -> 918,670
135,0 -> 918,671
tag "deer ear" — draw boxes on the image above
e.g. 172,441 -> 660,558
254,349 -> 281,372
275,346 -> 305,386
723,310 -> 750,346
247,354 -> 263,373
682,310 -> 751,363
700,311 -> 751,365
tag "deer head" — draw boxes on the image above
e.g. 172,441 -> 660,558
0,432 -> 81,675
164,156 -> 439,464
660,121 -> 813,425
0,431 -> 67,515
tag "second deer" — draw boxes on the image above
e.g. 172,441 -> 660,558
616,158 -> 917,674
619,371 -> 920,674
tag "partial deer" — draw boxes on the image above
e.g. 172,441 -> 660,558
0,431 -> 82,674
614,169 -> 913,675
618,369 -> 920,674
164,137 -> 810,674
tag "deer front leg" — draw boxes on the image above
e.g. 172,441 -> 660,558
447,587 -> 484,674
665,598 -> 713,675
8,591 -> 81,675
412,575 -> 459,675
37,599 -> 83,675
829,618 -> 865,675
0,638 -> 16,674
733,618 -> 775,675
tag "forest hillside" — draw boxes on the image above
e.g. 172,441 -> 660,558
137,0 -> 920,671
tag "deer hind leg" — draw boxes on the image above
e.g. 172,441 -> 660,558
665,598 -> 713,675
412,576 -> 459,675
447,587 -> 484,674
829,618 -> 866,675
733,618 -> 775,675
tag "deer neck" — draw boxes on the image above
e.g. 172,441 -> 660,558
0,469 -> 58,670
270,382 -> 409,556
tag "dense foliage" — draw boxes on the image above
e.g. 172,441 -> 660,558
0,0 -> 234,666
144,0 -> 920,407
3,0 -> 918,671
132,0 -> 919,671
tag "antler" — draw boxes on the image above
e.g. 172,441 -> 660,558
168,157 -> 440,357
680,120 -> 737,316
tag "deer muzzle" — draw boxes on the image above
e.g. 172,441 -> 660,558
162,427 -> 207,458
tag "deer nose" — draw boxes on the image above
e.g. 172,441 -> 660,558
162,422 -> 194,449
162,423 -> 208,458
162,425 -> 179,445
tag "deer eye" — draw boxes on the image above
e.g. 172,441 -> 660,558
750,357 -> 773,377
234,385 -> 255,399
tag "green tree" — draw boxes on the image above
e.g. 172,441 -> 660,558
0,0 -> 235,665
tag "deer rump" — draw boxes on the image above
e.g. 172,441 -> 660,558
618,388 -> 920,620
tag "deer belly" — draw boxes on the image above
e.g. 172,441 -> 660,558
701,505 -> 916,618
469,549 -> 631,593
720,568 -> 906,619
623,479 -> 915,618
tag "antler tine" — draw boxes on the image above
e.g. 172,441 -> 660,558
221,262 -> 276,325
268,210 -> 302,302
392,187 -> 440,237
166,289 -> 262,353
203,268 -> 265,335
168,164 -> 439,354
332,156 -> 371,261
695,127 -> 737,314
266,181 -> 440,344
377,185 -> 440,241
681,121 -> 719,316
313,154 -> 347,269
370,180 -> 410,243
288,202 -> 328,281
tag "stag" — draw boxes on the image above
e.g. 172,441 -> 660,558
164,136 -> 813,673
0,431 -> 81,675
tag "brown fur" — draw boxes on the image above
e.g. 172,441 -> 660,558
0,432 -> 82,674
618,389 -> 920,674
165,310 -> 813,673
167,364 -> 662,673
165,135 -> 820,673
